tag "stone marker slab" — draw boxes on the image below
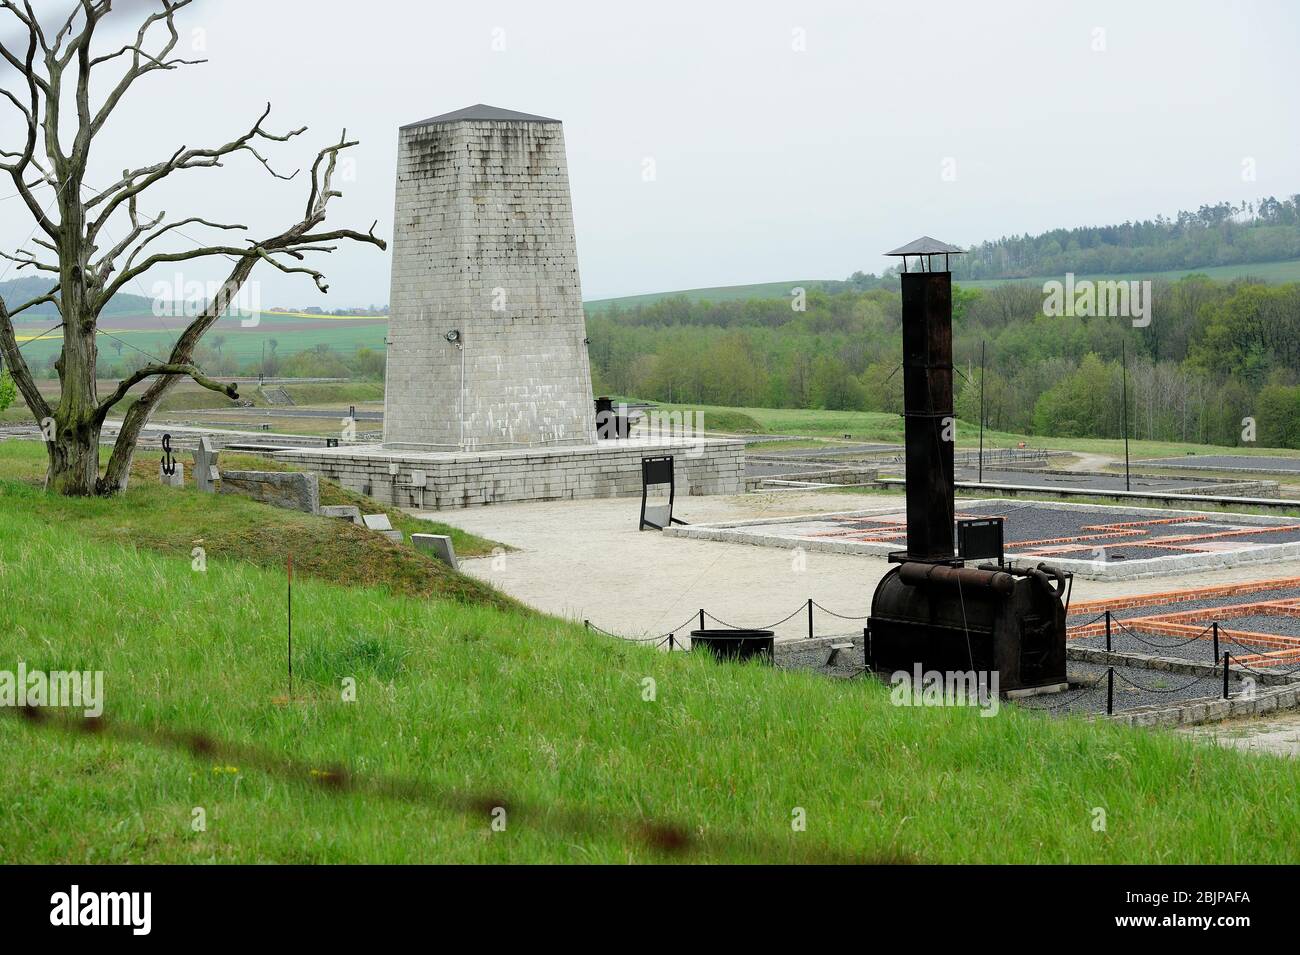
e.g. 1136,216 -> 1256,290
159,460 -> 185,488
194,436 -> 220,493
219,470 -> 320,514
412,533 -> 458,570
362,513 -> 393,531
362,512 -> 403,543
321,505 -> 362,524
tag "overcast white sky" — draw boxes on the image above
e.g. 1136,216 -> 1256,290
3,0 -> 1299,306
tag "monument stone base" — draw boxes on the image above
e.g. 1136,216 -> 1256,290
268,438 -> 745,511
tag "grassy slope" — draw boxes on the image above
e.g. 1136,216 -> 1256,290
2,448 -> 1300,862
0,441 -> 503,578
274,381 -> 384,405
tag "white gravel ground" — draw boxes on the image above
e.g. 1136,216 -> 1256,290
418,488 -> 1300,643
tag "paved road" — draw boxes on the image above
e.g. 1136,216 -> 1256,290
423,489 -> 1300,640
1182,712 -> 1300,758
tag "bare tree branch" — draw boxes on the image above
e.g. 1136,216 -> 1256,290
5,288 -> 59,317
85,103 -> 306,245
95,361 -> 238,422
0,296 -> 53,420
110,214 -> 247,280
0,5 -> 58,239
0,247 -> 59,272
88,0 -> 199,138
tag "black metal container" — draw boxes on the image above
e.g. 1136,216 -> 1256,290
868,562 -> 1068,691
594,396 -> 629,439
690,629 -> 775,663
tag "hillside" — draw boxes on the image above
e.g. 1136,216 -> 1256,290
585,280 -> 843,313
0,277 -> 153,317
584,259 -> 1300,313
955,196 -> 1300,282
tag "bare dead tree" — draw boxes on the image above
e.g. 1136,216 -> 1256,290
0,1 -> 385,495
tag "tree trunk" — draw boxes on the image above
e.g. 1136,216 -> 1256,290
46,415 -> 102,496
45,185 -> 104,496
98,373 -> 183,494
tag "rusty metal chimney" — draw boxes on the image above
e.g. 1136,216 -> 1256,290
885,237 -> 965,564
868,236 -> 1070,693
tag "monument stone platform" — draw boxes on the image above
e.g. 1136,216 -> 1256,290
269,437 -> 744,511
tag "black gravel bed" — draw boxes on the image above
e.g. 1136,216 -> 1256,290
1014,662 -> 1247,716
1071,630 -> 1259,663
1207,615 -> 1300,640
954,501 -> 1300,551
1067,587 -> 1300,627
1203,528 -> 1300,546
958,501 -> 1196,540
1137,455 -> 1300,473
1023,545 -> 1197,560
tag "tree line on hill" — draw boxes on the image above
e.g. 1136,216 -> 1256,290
586,274 -> 1300,448
954,196 -> 1300,281
841,195 -> 1300,290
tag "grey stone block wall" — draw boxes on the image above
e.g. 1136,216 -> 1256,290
269,440 -> 745,510
218,470 -> 320,514
383,113 -> 596,451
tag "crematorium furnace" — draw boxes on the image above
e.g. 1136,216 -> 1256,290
866,238 -> 1068,693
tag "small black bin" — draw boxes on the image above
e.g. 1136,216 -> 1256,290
689,629 -> 775,663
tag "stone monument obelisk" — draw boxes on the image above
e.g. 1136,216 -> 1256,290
382,104 -> 597,451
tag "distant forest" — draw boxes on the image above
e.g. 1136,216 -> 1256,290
843,195 -> 1300,289
587,274 -> 1300,449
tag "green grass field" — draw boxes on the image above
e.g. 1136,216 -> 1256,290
583,280 -> 838,313
3,439 -> 1300,862
11,317 -> 388,368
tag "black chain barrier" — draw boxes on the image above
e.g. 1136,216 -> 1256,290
1014,681 -> 1105,712
1205,631 -> 1300,675
585,599 -> 870,645
1111,668 -> 1215,695
1066,611 -> 1111,629
810,601 -> 870,621
1112,617 -> 1215,650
